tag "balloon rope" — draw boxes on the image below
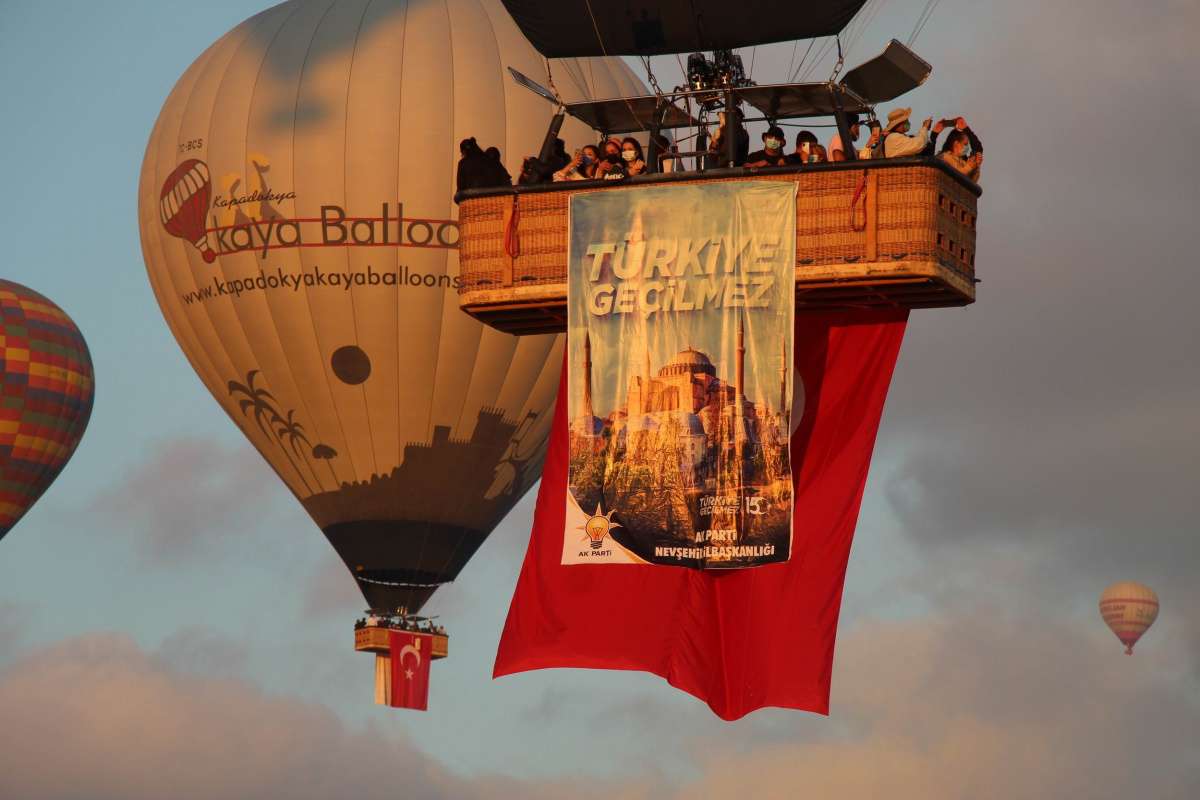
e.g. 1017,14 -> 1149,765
581,0 -> 642,131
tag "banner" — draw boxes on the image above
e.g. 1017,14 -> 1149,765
387,630 -> 432,711
566,182 -> 796,569
496,310 -> 909,720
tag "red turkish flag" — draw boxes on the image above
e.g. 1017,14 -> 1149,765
494,310 -> 908,720
388,630 -> 432,711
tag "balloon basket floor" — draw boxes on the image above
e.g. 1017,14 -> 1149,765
355,625 -> 449,660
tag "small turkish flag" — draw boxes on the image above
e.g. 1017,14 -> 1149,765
388,630 -> 432,711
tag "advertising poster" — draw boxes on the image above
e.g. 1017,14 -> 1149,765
564,181 -> 796,569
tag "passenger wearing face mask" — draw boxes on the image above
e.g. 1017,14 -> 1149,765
621,137 -> 647,176
594,138 -> 628,179
553,145 -> 601,181
882,107 -> 932,158
938,129 -> 982,181
744,125 -> 790,168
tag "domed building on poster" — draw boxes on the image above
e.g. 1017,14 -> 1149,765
569,322 -> 790,486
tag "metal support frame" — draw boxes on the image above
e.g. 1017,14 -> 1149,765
723,88 -> 738,168
646,100 -> 665,174
537,110 -> 565,164
830,85 -> 857,162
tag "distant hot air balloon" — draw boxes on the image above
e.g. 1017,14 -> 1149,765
1099,582 -> 1159,655
137,0 -> 641,619
0,280 -> 94,541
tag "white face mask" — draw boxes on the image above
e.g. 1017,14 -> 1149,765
622,150 -> 637,162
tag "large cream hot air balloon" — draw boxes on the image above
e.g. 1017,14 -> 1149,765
137,0 -> 643,616
1099,581 -> 1159,655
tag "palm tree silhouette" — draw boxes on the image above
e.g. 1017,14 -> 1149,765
274,409 -> 323,491
312,443 -> 340,488
228,370 -> 313,495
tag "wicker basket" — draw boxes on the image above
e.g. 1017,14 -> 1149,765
458,162 -> 977,335
354,625 -> 448,660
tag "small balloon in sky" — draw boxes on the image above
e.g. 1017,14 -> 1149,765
1099,581 -> 1159,655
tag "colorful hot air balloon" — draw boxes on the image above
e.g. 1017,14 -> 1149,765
0,280 -> 94,541
1099,581 -> 1159,655
137,0 -> 642,615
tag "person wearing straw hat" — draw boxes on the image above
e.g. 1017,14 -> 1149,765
882,107 -> 932,159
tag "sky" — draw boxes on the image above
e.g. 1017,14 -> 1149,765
1,0 -> 1198,797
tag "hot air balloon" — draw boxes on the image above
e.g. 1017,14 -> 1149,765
1099,581 -> 1159,655
137,0 -> 641,669
0,280 -> 94,541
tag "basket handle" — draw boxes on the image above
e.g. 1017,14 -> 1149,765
504,195 -> 521,258
849,170 -> 869,232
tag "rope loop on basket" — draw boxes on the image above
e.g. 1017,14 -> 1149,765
849,170 -> 869,232
504,194 -> 521,259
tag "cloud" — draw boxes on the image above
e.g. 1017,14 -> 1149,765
669,605 -> 1200,799
156,626 -> 251,679
0,602 -> 28,659
88,437 -> 288,563
857,0 -> 1200,655
0,633 -> 660,800
300,557 -> 363,618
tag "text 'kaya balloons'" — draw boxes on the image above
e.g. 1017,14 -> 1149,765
138,0 -> 641,613
1099,581 -> 1158,655
0,280 -> 94,541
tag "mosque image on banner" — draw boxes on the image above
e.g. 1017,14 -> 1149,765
564,182 -> 796,569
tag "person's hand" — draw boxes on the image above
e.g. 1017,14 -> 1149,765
867,130 -> 880,146
571,149 -> 582,164
933,119 -> 945,134
973,152 -> 984,167
955,117 -> 968,131
921,117 -> 933,129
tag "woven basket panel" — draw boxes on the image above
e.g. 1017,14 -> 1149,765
458,166 -> 977,291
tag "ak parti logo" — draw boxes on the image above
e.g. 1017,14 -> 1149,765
581,505 -> 620,550
159,159 -> 217,262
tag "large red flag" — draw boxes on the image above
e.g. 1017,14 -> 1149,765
388,630 -> 432,711
494,310 -> 908,720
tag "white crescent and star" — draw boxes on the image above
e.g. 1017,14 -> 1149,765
398,644 -> 421,680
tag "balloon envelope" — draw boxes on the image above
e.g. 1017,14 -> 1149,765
138,0 -> 641,612
1099,581 -> 1159,655
0,280 -> 94,541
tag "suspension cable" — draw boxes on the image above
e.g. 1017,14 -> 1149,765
907,0 -> 942,47
829,35 -> 845,82
543,58 -> 562,105
580,0 -> 642,138
790,39 -> 816,82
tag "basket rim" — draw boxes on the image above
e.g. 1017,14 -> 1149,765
454,155 -> 981,205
